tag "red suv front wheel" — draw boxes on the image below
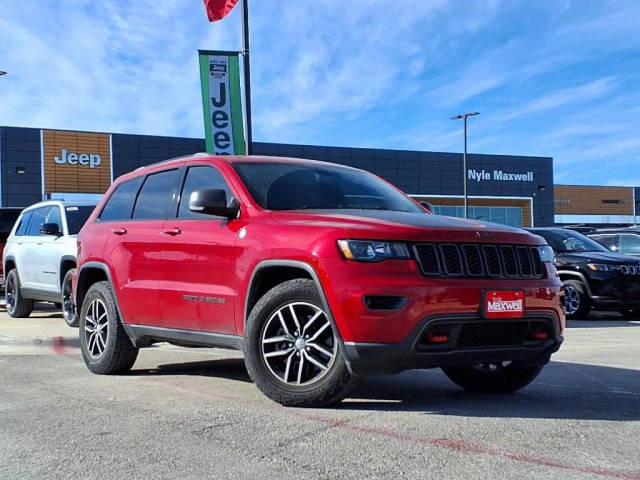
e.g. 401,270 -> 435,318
243,279 -> 356,407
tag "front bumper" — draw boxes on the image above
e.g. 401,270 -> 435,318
587,271 -> 640,305
341,311 -> 563,376
319,258 -> 564,343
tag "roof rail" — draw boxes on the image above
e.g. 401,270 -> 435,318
134,153 -> 210,171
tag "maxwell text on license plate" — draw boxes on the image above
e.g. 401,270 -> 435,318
484,290 -> 525,318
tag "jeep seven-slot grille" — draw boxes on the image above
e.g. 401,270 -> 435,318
413,243 -> 544,279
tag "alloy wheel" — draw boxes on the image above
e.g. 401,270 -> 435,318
62,276 -> 75,323
261,302 -> 337,386
84,298 -> 109,358
5,275 -> 16,314
563,284 -> 580,315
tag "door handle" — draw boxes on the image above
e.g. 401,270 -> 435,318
162,227 -> 182,236
110,227 -> 127,235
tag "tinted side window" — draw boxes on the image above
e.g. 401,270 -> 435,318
178,166 -> 233,219
15,211 -> 34,236
133,169 -> 180,220
100,177 -> 143,221
26,207 -> 51,236
65,206 -> 96,234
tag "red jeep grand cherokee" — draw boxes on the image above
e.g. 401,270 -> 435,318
74,155 -> 564,407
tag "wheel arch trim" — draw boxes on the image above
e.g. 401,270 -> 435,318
245,259 -> 345,346
4,254 -> 17,275
59,255 -> 77,290
558,270 -> 593,298
76,261 -> 127,324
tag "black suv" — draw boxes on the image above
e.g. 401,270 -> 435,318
588,228 -> 640,257
528,228 -> 640,319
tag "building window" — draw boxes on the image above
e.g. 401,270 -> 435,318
601,199 -> 627,204
432,205 -> 523,228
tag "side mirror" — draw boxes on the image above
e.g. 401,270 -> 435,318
420,201 -> 434,213
40,222 -> 62,236
189,189 -> 239,219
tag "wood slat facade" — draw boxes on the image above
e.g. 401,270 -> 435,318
42,130 -> 111,194
554,185 -> 633,215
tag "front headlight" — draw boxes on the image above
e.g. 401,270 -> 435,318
538,245 -> 555,263
337,239 -> 411,262
587,263 -> 619,272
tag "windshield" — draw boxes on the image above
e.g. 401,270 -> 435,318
533,229 -> 609,253
232,162 -> 423,213
65,206 -> 96,234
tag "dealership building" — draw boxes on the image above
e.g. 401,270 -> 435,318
0,125 -> 556,227
554,185 -> 640,226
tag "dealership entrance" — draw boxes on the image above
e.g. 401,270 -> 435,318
413,196 -> 533,227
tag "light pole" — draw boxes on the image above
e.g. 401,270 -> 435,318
451,112 -> 479,219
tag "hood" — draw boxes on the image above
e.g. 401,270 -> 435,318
557,250 -> 640,265
269,209 -> 542,245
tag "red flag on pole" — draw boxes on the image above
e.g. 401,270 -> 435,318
203,0 -> 239,21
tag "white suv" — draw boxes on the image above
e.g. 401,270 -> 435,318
3,200 -> 97,326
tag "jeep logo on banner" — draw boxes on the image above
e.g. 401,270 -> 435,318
198,50 -> 245,155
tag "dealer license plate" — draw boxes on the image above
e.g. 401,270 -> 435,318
484,290 -> 525,318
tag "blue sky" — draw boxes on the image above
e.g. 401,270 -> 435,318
1,0 -> 639,185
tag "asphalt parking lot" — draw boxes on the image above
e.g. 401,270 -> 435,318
0,305 -> 638,480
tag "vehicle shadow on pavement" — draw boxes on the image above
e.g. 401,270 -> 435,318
0,303 -> 63,319
128,358 -> 639,421
336,361 -> 640,421
130,358 -> 252,383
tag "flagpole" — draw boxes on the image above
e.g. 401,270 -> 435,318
241,0 -> 252,155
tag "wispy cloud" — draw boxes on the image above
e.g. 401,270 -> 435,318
0,0 -> 639,185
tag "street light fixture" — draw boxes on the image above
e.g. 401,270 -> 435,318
0,71 -> 6,76
451,111 -> 479,219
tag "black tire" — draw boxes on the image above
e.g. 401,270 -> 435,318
243,278 -> 355,407
562,279 -> 591,320
61,269 -> 78,327
79,281 -> 138,374
4,269 -> 33,318
442,362 -> 544,394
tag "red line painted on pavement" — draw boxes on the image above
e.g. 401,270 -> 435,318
292,412 -> 640,480
52,336 -> 66,354
169,376 -> 640,480
50,336 -> 81,359
143,378 -> 640,480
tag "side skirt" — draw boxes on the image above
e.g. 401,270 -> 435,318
123,324 -> 244,350
20,287 -> 60,303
